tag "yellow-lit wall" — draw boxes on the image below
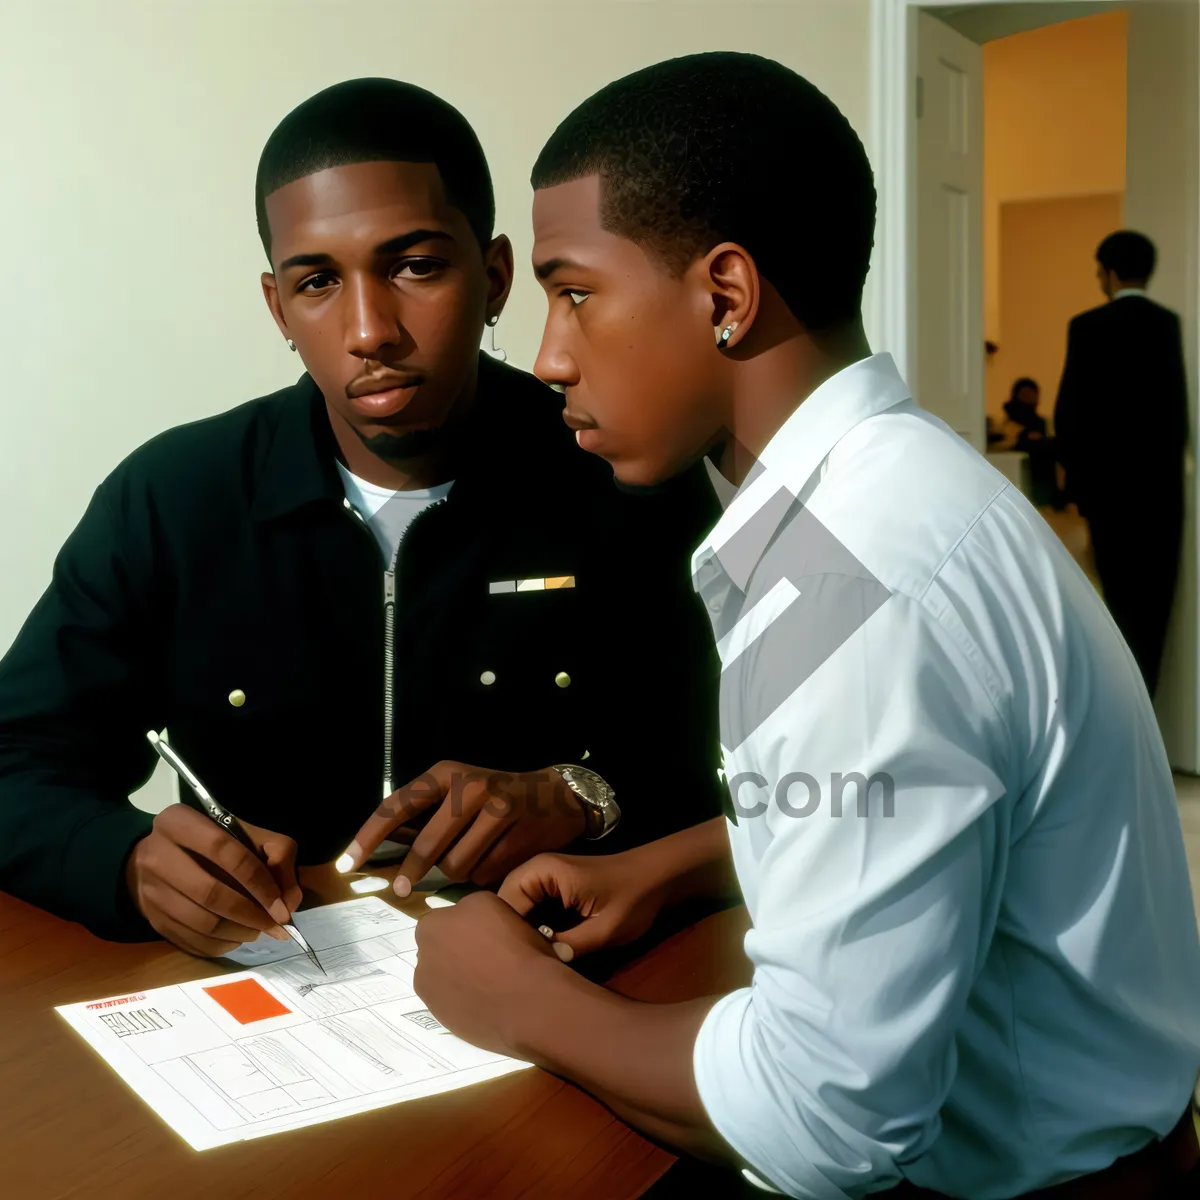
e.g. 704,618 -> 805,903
996,191 -> 1123,420
984,10 -> 1127,419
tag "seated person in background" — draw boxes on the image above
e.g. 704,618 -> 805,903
0,78 -> 726,958
1001,376 -> 1047,448
1001,377 -> 1062,507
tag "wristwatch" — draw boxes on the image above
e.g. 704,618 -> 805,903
552,764 -> 620,840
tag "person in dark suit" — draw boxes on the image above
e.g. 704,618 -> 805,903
1055,231 -> 1189,696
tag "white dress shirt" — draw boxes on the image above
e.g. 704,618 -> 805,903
690,353 -> 1200,1198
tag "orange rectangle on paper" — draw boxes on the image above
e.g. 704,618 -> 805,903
203,978 -> 291,1024
544,576 -> 575,589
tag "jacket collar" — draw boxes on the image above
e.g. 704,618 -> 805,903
251,353 -> 560,523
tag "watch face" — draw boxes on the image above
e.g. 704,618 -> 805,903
553,765 -> 617,837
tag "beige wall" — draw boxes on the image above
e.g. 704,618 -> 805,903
983,9 -> 1128,417
992,191 -> 1123,422
0,0 -> 870,652
0,0 -> 871,810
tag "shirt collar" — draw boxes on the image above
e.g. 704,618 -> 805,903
693,353 -> 911,593
1113,287 -> 1146,300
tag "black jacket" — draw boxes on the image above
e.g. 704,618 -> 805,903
1054,295 -> 1189,515
0,355 -> 725,941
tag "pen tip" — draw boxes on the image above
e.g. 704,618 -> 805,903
145,730 -> 160,745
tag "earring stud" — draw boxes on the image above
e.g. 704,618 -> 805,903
715,322 -> 738,348
287,339 -> 297,352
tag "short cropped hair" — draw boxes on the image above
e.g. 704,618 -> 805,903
531,52 -> 876,331
1097,231 -> 1156,282
255,77 -> 494,262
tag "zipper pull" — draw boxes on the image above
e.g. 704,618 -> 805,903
384,570 -> 396,606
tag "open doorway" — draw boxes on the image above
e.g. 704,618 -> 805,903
982,11 -> 1127,584
870,0 -> 1200,770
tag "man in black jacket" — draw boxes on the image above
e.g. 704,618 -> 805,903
1055,230 -> 1189,697
0,78 -> 724,957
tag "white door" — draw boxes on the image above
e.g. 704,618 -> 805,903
915,9 -> 984,451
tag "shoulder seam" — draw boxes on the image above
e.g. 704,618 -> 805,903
916,478 -> 1010,606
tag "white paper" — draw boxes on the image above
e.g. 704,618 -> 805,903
55,897 -> 530,1150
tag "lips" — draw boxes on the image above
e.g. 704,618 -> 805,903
346,377 -> 424,421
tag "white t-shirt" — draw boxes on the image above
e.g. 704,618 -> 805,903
335,461 -> 454,566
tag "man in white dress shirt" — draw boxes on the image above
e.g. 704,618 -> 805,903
406,53 -> 1200,1198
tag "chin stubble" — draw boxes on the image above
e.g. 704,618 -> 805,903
354,425 -> 446,464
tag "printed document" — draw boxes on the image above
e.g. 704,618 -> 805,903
55,897 -> 530,1149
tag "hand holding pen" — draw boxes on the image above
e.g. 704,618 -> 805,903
124,731 -> 312,964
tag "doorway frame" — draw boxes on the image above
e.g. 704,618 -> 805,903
867,0 -> 1200,771
865,0 -> 1123,379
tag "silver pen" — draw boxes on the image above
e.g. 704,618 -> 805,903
145,730 -> 325,973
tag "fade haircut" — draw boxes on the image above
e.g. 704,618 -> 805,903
255,77 -> 494,263
1097,230 -> 1156,283
531,52 -> 876,331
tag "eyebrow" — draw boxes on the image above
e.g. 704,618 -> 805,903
277,229 -> 456,273
534,256 -> 589,281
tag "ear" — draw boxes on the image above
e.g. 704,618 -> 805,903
704,242 -> 760,352
482,234 -> 515,321
261,272 -> 290,341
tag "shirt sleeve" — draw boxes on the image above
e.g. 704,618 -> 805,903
693,589 -> 1011,1199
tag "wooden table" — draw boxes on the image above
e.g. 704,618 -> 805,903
1,865 -> 751,1200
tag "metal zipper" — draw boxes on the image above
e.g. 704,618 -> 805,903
382,561 -> 397,797
343,495 -> 447,800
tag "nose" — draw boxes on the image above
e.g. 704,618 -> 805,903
533,315 -> 580,394
344,274 -> 406,360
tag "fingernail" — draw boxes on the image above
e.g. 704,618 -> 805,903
553,942 -> 574,963
335,843 -> 361,873
393,876 -> 412,898
269,926 -> 290,942
270,900 -> 291,925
